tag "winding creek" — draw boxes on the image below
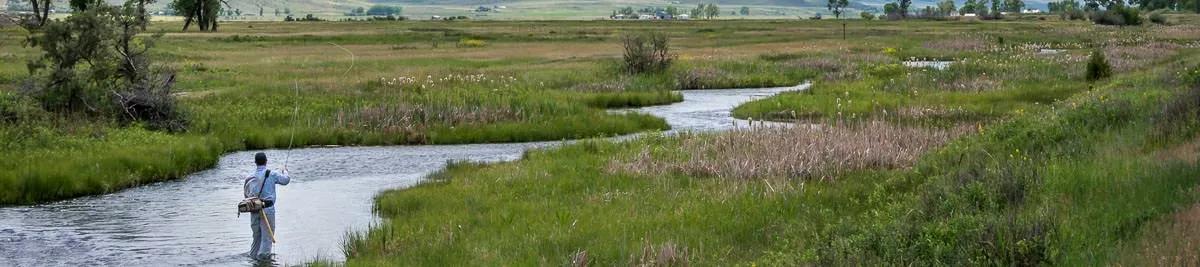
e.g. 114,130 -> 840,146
0,84 -> 808,266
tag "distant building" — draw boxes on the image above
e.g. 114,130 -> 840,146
1021,8 -> 1042,14
638,14 -> 653,20
431,15 -> 442,20
963,13 -> 978,17
678,14 -> 690,20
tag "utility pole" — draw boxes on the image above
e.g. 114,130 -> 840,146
842,22 -> 846,40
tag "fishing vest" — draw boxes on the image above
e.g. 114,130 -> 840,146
237,170 -> 273,215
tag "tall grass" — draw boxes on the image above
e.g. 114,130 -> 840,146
608,122 -> 969,181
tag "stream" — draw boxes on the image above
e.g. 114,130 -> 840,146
0,84 -> 808,266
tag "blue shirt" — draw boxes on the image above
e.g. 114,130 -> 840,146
244,166 -> 290,203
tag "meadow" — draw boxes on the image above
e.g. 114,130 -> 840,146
332,17 -> 1200,265
0,19 -> 822,204
4,14 -> 1200,265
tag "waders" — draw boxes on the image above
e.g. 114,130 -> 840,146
259,209 -> 277,243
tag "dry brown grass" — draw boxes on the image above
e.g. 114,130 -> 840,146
1105,42 -> 1181,72
674,67 -> 727,89
923,38 -> 993,52
320,103 -> 526,135
609,122 -> 970,181
1125,201 -> 1200,266
631,242 -> 690,267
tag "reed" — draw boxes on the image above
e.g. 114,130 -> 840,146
609,122 -> 969,181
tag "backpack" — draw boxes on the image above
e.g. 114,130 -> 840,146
237,170 -> 270,214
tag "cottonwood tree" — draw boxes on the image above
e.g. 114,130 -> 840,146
898,0 -> 912,17
704,3 -> 720,19
171,0 -> 222,31
1002,0 -> 1025,12
740,6 -> 750,15
962,0 -> 979,14
827,0 -> 849,18
937,0 -> 956,16
25,0 -> 51,26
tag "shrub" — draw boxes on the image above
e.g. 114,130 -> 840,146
1062,9 -> 1087,20
22,3 -> 187,131
1148,10 -> 1168,25
860,12 -> 876,20
457,38 -> 486,48
1086,49 -> 1112,81
621,32 -> 673,75
1091,6 -> 1141,26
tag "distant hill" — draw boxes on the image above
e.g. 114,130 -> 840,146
6,0 -> 1050,20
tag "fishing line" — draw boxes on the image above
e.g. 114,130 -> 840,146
282,43 -> 355,170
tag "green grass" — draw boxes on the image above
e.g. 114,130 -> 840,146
336,19 -> 1200,265
0,19 -> 834,204
342,134 -> 889,265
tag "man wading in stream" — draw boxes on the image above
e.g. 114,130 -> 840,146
245,152 -> 291,260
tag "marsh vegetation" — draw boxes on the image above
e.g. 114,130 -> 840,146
3,11 -> 1200,266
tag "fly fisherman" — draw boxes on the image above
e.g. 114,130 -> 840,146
245,152 -> 291,260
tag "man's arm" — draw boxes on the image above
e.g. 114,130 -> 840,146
273,169 -> 290,185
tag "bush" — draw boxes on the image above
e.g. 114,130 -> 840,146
1090,6 -> 1142,26
457,38 -> 486,48
860,12 -> 876,20
22,3 -> 187,131
1148,10 -> 1168,25
1086,49 -> 1112,81
1061,9 -> 1087,20
622,32 -> 673,75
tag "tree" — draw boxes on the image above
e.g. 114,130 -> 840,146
70,0 -> 96,12
827,0 -> 848,18
366,5 -> 401,16
961,0 -> 979,14
937,0 -> 956,16
666,6 -> 680,16
691,4 -> 704,18
1002,0 -> 1025,12
884,2 -> 901,18
619,6 -> 634,16
171,0 -> 221,31
704,3 -> 720,19
990,0 -> 1000,15
26,0 -> 52,26
740,6 -> 751,15
898,0 -> 912,17
274,8 -> 279,16
23,1 -> 186,131
1048,0 -> 1081,12
861,11 -> 876,19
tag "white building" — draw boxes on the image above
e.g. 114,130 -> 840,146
1021,8 -> 1042,14
678,14 -> 690,20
